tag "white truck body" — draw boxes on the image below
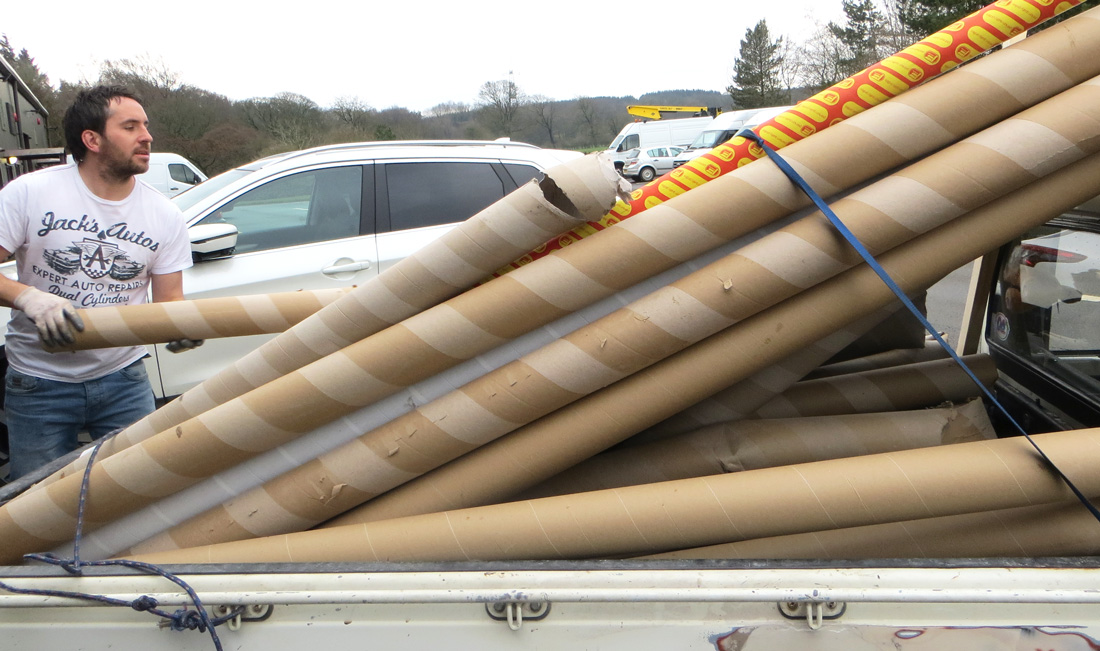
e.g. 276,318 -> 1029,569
2,563 -> 1100,649
137,153 -> 208,198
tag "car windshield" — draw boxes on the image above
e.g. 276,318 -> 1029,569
172,169 -> 252,212
689,130 -> 727,149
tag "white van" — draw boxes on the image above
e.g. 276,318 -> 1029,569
671,105 -> 792,168
606,116 -> 715,173
138,152 -> 207,197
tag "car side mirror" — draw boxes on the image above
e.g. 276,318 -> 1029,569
189,223 -> 239,262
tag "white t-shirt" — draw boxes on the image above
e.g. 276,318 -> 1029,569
0,164 -> 192,382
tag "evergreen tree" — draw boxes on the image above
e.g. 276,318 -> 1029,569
894,0 -> 985,37
1,33 -> 60,144
828,0 -> 887,77
727,20 -> 787,109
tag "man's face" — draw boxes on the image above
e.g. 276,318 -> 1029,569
93,97 -> 153,179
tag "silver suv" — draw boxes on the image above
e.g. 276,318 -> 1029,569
0,140 -> 583,400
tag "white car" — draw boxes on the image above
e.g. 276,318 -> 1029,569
0,140 -> 583,400
621,146 -> 684,182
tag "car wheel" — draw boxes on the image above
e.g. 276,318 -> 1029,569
639,167 -> 656,182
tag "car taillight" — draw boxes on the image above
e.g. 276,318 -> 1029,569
1020,243 -> 1088,266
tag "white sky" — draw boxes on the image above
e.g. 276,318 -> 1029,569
4,0 -> 843,113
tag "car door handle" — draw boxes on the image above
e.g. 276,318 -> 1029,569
323,260 -> 372,274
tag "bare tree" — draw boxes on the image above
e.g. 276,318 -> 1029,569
99,55 -> 182,100
575,97 -> 602,147
774,37 -> 802,103
528,94 -> 559,147
238,92 -> 323,150
331,96 -> 375,131
427,101 -> 472,118
797,26 -> 850,91
477,79 -> 526,137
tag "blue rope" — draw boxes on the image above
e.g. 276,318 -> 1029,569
735,128 -> 1100,524
0,439 -> 230,649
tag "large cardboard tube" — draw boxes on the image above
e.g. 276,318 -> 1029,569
646,501 -> 1100,560
55,288 -> 353,349
750,355 -> 998,419
805,343 -> 950,379
128,427 -> 1100,564
518,399 -> 994,499
645,353 -> 999,443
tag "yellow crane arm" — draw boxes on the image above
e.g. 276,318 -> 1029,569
626,105 -> 722,120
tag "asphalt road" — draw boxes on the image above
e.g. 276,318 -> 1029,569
926,260 -> 977,348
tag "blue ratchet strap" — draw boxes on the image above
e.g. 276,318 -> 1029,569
735,127 -> 1100,525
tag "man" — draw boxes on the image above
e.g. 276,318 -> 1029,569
0,85 -> 198,480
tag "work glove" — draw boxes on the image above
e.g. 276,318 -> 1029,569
166,338 -> 205,354
13,286 -> 85,348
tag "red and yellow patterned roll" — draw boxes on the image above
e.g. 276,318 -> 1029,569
494,0 -> 1085,275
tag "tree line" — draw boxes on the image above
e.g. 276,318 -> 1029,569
3,0 -> 1095,177
727,0 -> 1096,108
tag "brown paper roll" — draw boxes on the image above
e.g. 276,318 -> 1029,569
750,354 -> 998,419
128,428 -> 1100,564
518,399 -> 994,499
57,288 -> 353,349
803,344 -> 950,380
646,501 -> 1100,559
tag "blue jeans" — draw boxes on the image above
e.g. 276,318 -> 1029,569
6,360 -> 155,480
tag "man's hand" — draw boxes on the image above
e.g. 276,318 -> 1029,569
13,287 -> 85,348
166,338 -> 205,354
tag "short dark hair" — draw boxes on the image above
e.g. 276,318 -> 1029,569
62,85 -> 143,162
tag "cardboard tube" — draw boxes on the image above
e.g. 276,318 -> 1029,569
518,399 -> 994,499
38,152 -> 629,486
493,0 -> 1093,275
324,150 -> 1100,527
128,427 -> 1100,564
116,84 -> 1100,557
36,15 -> 1100,496
55,288 -> 353,350
626,306 -> 903,444
646,501 -> 1100,560
750,355 -> 998,419
803,343 -> 950,380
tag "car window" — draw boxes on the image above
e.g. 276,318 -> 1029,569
196,166 -> 362,254
169,163 -> 200,185
988,214 -> 1100,398
385,161 -> 506,231
503,163 -> 544,186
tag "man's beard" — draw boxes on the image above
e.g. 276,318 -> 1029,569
100,137 -> 149,181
